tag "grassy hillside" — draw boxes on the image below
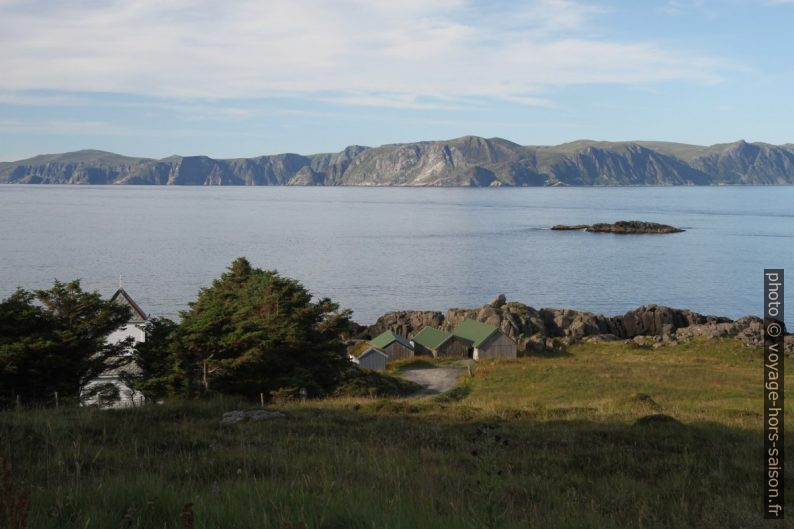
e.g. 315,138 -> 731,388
1,338 -> 791,528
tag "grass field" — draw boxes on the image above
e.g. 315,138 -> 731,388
1,337 -> 791,528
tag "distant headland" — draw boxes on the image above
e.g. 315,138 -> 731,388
3,136 -> 794,187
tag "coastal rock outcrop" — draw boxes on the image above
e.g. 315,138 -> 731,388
489,294 -> 507,308
361,297 -> 787,354
365,311 -> 445,339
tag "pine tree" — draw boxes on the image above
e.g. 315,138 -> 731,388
122,317 -> 181,400
0,281 -> 131,407
173,257 -> 352,400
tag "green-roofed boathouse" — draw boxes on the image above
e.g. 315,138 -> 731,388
369,330 -> 414,361
411,326 -> 469,358
451,319 -> 516,360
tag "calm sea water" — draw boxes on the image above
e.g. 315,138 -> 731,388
0,185 -> 792,326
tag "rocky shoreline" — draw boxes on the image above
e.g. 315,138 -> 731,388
355,295 -> 792,355
551,221 -> 684,234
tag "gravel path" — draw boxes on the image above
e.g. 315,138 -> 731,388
400,367 -> 466,395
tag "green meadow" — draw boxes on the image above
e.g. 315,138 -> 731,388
2,337 -> 791,529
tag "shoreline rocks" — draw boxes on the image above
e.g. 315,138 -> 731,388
364,310 -> 444,340
551,221 -> 684,233
358,298 -> 789,355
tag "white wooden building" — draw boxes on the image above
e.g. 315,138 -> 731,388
81,288 -> 147,407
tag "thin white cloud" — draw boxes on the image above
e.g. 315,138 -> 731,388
0,119 -> 132,135
0,118 -> 273,141
0,93 -> 85,106
662,0 -> 794,14
0,0 -> 730,106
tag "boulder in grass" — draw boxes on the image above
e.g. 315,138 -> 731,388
220,409 -> 287,425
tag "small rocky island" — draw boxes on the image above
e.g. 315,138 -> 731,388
551,220 -> 684,234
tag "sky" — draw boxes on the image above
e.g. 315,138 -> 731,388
0,0 -> 793,161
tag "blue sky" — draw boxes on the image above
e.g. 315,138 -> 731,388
1,0 -> 793,161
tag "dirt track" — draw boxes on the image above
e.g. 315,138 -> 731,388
400,367 -> 466,395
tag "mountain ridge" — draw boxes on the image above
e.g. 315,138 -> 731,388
3,136 -> 794,186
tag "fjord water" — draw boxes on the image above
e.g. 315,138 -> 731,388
1,185 -> 792,327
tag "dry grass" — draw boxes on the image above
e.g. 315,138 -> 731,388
1,337 -> 791,528
0,459 -> 30,529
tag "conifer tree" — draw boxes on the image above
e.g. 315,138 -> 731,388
173,257 -> 352,399
0,281 -> 131,407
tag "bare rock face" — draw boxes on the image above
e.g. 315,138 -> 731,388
287,166 -> 325,186
671,315 -> 767,347
5,138 -> 794,186
674,322 -> 734,341
444,303 -> 544,344
690,140 -> 794,185
489,294 -> 507,308
361,298 -> 784,354
734,316 -> 764,346
540,308 -> 618,340
310,145 -> 369,185
521,332 -> 548,353
364,311 -> 445,339
620,305 -> 712,337
340,136 -> 529,186
583,334 -> 621,343
443,308 -> 479,330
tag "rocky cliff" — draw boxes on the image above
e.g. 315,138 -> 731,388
4,137 -> 794,186
360,296 -> 792,354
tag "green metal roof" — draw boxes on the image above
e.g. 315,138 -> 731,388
370,330 -> 413,350
452,319 -> 498,348
412,327 -> 452,350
